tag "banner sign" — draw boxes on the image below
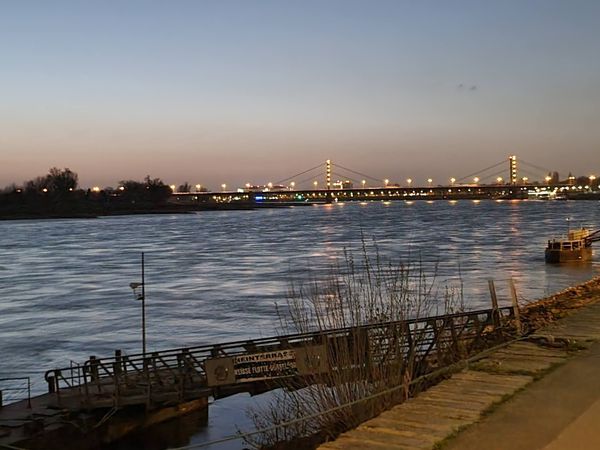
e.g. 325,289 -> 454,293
205,345 -> 328,387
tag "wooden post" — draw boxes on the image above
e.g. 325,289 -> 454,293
89,355 -> 99,381
488,279 -> 500,328
115,350 -> 122,376
509,278 -> 522,335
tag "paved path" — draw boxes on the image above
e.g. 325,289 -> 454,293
319,300 -> 600,450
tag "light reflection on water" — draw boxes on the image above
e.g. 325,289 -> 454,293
1,200 -> 599,448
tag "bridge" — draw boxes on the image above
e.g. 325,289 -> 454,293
169,156 -> 594,206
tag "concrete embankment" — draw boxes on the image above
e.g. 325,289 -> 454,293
318,276 -> 600,450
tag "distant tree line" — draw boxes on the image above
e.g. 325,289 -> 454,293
0,168 -> 175,218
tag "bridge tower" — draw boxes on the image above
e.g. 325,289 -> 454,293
325,159 -> 332,203
509,155 -> 518,184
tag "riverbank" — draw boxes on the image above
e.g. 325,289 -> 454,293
318,275 -> 600,450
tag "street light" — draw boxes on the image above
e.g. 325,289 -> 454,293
545,176 -> 551,184
473,177 -> 479,184
406,178 -> 412,187
496,177 -> 503,184
450,177 -> 456,186
313,180 -> 318,189
195,184 -> 202,192
169,184 -> 176,192
522,177 -> 529,183
384,178 -> 389,187
427,178 -> 433,187
290,181 -> 295,190
129,252 -> 146,357
361,180 -> 366,188
221,183 -> 227,191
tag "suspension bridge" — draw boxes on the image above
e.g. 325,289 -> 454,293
171,155 -> 595,206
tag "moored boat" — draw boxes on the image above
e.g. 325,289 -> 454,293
545,228 -> 600,263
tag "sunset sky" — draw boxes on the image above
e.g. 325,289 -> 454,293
1,1 -> 599,189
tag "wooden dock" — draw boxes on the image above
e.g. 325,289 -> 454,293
0,306 -> 516,449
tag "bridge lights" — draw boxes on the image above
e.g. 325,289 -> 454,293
406,178 -> 412,187
313,180 -> 318,189
427,178 -> 433,187
267,182 -> 273,190
290,181 -> 295,190
221,183 -> 227,191
450,177 -> 456,186
473,177 -> 479,184
361,180 -> 366,188
384,178 -> 389,187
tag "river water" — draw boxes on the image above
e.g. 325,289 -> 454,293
1,199 -> 599,448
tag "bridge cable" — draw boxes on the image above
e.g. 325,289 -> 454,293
519,159 -> 552,175
170,334 -> 529,450
332,163 -> 382,183
455,160 -> 506,183
275,163 -> 323,185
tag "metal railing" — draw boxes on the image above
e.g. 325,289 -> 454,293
0,377 -> 32,408
43,306 -> 516,410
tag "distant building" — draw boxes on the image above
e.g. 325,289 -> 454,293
332,180 -> 353,189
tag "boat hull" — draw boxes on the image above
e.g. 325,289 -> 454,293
545,247 -> 592,263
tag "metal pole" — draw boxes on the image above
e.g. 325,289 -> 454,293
142,252 -> 146,358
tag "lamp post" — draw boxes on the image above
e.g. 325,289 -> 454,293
129,253 -> 146,357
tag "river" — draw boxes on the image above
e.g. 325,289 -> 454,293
1,199 -> 599,448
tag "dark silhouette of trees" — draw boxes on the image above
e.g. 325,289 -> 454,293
116,176 -> 171,207
178,182 -> 192,193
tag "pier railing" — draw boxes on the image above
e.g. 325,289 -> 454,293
43,306 -> 516,410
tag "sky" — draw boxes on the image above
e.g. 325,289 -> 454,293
1,0 -> 599,189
